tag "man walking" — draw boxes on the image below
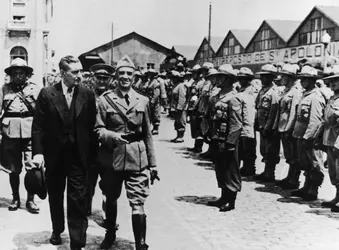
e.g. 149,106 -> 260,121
95,55 -> 159,250
32,55 -> 97,250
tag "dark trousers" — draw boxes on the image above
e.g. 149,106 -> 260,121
211,141 -> 241,192
87,163 -> 107,213
46,147 -> 88,248
174,110 -> 187,132
259,132 -> 280,165
238,137 -> 257,169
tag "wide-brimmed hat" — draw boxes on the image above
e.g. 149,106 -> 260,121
158,72 -> 167,78
134,70 -> 142,76
323,65 -> 339,80
171,70 -> 180,77
24,167 -> 47,200
206,68 -> 219,78
202,62 -> 214,70
256,64 -> 277,75
177,62 -> 184,68
116,55 -> 135,70
237,67 -> 254,78
279,64 -> 299,77
192,64 -> 201,71
89,63 -> 115,76
185,71 -> 192,76
5,58 -> 33,76
297,65 -> 319,78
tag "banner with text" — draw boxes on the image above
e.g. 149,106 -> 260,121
197,42 -> 339,67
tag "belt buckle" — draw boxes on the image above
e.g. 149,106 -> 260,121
20,112 -> 26,118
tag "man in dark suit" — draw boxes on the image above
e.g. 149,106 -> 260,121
32,55 -> 97,250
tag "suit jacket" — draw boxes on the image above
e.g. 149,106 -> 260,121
32,82 -> 97,172
95,88 -> 156,171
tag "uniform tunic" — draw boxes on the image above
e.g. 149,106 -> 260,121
292,88 -> 325,178
255,84 -> 281,165
277,83 -> 303,165
95,88 -> 156,205
323,94 -> 339,186
146,78 -> 161,126
0,81 -> 40,172
171,81 -> 187,132
208,89 -> 243,191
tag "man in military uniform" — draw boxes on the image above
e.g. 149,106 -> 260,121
95,55 -> 159,250
275,64 -> 303,189
0,58 -> 41,213
236,67 -> 257,177
157,72 -> 168,114
254,64 -> 281,182
170,71 -> 187,143
86,63 -> 115,216
291,65 -> 326,201
187,64 -> 205,152
145,69 -> 161,135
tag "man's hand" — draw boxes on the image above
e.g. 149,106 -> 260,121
150,168 -> 160,185
32,154 -> 44,169
113,133 -> 129,144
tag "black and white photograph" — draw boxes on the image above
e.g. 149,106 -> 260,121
0,0 -> 339,249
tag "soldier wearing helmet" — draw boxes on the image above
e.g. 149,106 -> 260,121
205,64 -> 243,212
253,64 -> 281,182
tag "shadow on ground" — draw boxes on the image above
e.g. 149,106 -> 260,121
175,195 -> 220,208
0,197 -> 12,208
12,231 -> 134,250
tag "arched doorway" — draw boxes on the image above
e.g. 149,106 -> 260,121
10,46 -> 28,63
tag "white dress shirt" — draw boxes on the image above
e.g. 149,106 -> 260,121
61,81 -> 75,108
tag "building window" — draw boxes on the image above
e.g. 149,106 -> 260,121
11,0 -> 27,23
222,38 -> 241,56
10,46 -> 28,62
254,38 -> 279,51
311,17 -> 323,31
200,52 -> 204,59
299,26 -> 335,45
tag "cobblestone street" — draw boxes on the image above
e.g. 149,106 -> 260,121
0,114 -> 339,250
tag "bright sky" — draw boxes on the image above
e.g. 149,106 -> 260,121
50,0 -> 339,61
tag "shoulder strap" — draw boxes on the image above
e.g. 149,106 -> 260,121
0,98 -> 15,121
103,94 -> 130,124
16,91 -> 34,113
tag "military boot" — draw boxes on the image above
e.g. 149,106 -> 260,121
275,164 -> 293,187
151,125 -> 159,135
187,139 -> 203,153
100,202 -> 117,249
207,188 -> 228,207
303,171 -> 324,201
322,186 -> 339,208
173,131 -> 184,143
8,193 -> 20,211
26,193 -> 40,214
219,191 -> 237,212
281,164 -> 301,190
132,214 -> 149,250
254,164 -> 275,182
290,173 -> 310,198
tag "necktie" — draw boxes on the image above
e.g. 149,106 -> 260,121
125,94 -> 130,106
66,87 -> 73,108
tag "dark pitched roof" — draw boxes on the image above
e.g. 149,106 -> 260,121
287,5 -> 339,44
316,5 -> 339,26
79,31 -> 181,58
230,29 -> 256,48
246,19 -> 301,50
265,20 -> 301,42
172,45 -> 199,60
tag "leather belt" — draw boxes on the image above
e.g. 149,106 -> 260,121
3,111 -> 33,118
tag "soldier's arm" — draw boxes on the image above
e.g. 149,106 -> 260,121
32,88 -> 47,155
176,85 -> 187,111
142,99 -> 156,167
264,91 -> 279,131
95,96 -> 121,148
159,80 -> 167,99
226,96 -> 243,146
303,95 -> 325,140
285,90 -> 302,132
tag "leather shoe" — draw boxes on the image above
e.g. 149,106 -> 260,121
280,181 -> 299,190
290,189 -> 306,198
49,232 -> 62,245
8,199 -> 20,211
303,193 -> 318,201
321,201 -> 337,208
26,201 -> 40,214
331,205 -> 339,212
100,231 -> 116,249
219,202 -> 235,212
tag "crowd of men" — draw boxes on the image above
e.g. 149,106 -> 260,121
1,53 -> 339,250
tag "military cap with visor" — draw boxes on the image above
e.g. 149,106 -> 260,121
89,63 -> 115,76
5,58 -> 33,76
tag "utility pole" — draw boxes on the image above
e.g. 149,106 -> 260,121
207,1 -> 212,61
111,22 -> 114,66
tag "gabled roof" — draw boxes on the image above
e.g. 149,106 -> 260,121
245,19 -> 301,50
172,45 -> 199,60
79,31 -> 181,58
287,5 -> 339,44
193,36 -> 224,60
230,29 -> 256,48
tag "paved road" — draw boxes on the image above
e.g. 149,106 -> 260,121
0,114 -> 339,250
